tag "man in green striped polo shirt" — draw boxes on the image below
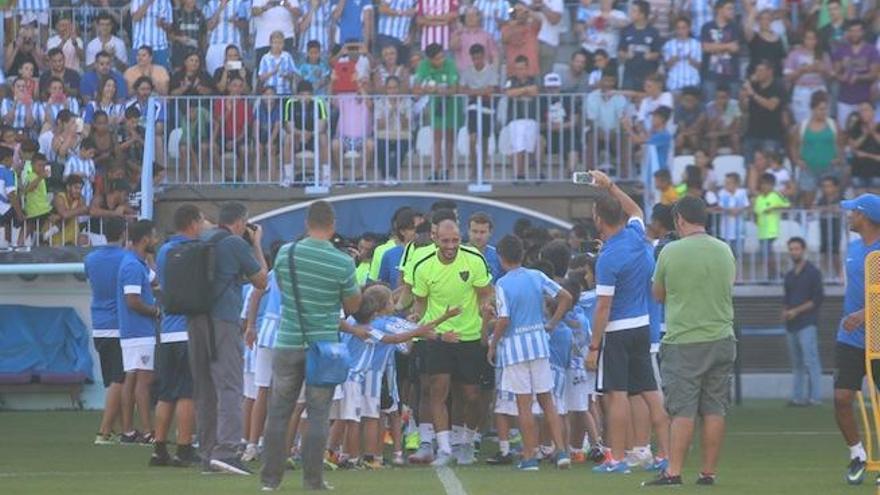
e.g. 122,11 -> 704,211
261,201 -> 362,492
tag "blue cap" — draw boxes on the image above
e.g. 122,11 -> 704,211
841,194 -> 880,223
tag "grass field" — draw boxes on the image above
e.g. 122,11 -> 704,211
0,401 -> 875,494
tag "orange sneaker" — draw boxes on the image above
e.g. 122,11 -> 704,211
570,450 -> 587,464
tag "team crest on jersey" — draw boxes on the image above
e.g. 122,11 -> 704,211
459,271 -> 469,282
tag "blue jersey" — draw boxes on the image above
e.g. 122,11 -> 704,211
838,238 -> 880,348
84,245 -> 127,338
578,289 -> 597,320
595,218 -> 654,332
549,321 -> 573,369
567,307 -> 590,370
495,267 -> 561,367
156,235 -> 193,343
378,245 -> 405,289
257,271 -> 281,348
364,316 -> 412,398
483,245 -> 503,282
342,318 -> 383,382
117,251 -> 157,343
335,0 -> 372,43
241,283 -> 257,373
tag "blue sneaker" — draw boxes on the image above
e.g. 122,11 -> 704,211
517,458 -> 540,471
556,452 -> 571,470
592,460 -> 631,474
647,457 -> 668,472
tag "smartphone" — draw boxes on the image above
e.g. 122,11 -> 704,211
44,165 -> 52,176
227,60 -> 243,70
572,171 -> 596,186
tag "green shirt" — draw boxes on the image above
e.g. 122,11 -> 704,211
402,243 -> 438,286
411,246 -> 491,342
21,162 -> 51,219
274,238 -> 360,349
368,238 -> 397,281
753,191 -> 790,240
356,261 -> 370,286
654,235 -> 736,344
414,58 -> 462,128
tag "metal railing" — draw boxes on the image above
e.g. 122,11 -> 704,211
0,214 -> 128,249
155,93 -> 642,188
707,208 -> 847,285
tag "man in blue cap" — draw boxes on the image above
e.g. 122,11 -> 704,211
834,194 -> 880,485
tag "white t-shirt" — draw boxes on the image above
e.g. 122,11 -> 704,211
528,0 -> 565,46
252,0 -> 299,49
768,166 -> 791,193
636,91 -> 673,130
47,36 -> 85,72
85,36 -> 128,67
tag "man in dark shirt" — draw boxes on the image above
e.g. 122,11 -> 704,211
782,237 -> 824,406
39,47 -> 81,99
740,59 -> 786,164
700,0 -> 742,100
171,0 -> 207,69
619,0 -> 662,91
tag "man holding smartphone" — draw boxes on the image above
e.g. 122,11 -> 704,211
252,0 -> 299,63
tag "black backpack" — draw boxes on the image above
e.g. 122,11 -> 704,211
161,230 -> 231,315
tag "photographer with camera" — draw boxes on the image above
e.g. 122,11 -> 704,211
189,201 -> 268,475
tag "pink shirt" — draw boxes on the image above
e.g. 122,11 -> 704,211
454,27 -> 497,71
784,47 -> 831,89
419,0 -> 458,50
337,94 -> 371,139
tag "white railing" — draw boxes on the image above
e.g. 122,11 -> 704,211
154,93 -> 642,188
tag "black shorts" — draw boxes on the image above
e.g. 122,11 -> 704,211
467,110 -> 493,136
424,339 -> 484,385
409,340 -> 429,381
597,326 -> 657,394
94,337 -> 124,387
155,341 -> 193,401
835,342 -> 880,391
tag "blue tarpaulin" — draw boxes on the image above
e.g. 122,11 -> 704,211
0,305 -> 93,380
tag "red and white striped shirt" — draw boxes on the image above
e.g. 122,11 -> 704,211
418,0 -> 457,51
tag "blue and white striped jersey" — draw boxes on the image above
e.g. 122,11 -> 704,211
125,98 -> 166,123
258,51 -> 297,95
1,99 -> 44,131
204,0 -> 249,46
257,271 -> 281,348
363,316 -> 413,397
15,0 -> 48,12
377,0 -> 418,42
662,37 -> 702,91
472,0 -> 510,42
495,267 -> 561,367
341,319 -> 384,383
83,101 -> 125,124
299,0 -> 335,53
45,98 -> 81,124
131,0 -> 173,51
241,283 -> 258,373
567,306 -> 590,369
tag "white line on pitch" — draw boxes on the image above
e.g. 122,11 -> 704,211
435,466 -> 468,495
727,431 -> 838,436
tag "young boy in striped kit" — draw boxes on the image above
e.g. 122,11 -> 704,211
489,235 -> 573,471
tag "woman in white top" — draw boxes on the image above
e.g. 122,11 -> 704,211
784,28 -> 832,123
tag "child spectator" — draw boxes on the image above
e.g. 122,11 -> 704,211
635,74 -> 673,132
64,137 -> 97,207
258,31 -> 297,95
663,16 -> 702,92
90,112 -> 117,170
213,77 -> 251,181
705,84 -> 741,155
254,86 -> 283,179
296,41 -> 331,95
374,76 -> 412,185
283,81 -> 329,184
21,150 -> 52,242
586,49 -> 610,88
717,171 -> 749,257
765,150 -> 795,199
46,174 -> 89,246
653,168 -> 678,205
373,44 -> 410,93
625,106 -> 673,170
0,146 -> 23,245
674,86 -> 706,153
754,172 -> 791,280
119,106 -> 146,164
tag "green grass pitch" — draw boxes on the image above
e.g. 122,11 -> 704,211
0,401 -> 874,494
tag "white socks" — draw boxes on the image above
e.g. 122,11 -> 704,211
419,423 -> 435,444
437,431 -> 452,455
499,440 -> 510,456
850,442 -> 867,461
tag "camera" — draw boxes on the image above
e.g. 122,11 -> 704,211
243,222 -> 259,245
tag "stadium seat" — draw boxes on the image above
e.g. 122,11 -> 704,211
773,220 -> 805,253
743,222 -> 759,254
671,154 -> 694,183
805,219 -> 822,252
415,126 -> 433,158
713,154 -> 746,181
168,128 -> 182,160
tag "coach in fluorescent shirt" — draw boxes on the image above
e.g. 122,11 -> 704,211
84,217 -> 128,445
832,194 -> 880,486
646,196 -> 736,487
261,201 -> 362,492
585,170 -> 669,475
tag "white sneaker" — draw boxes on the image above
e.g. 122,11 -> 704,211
431,450 -> 455,467
408,443 -> 434,464
241,443 -> 259,462
42,226 -> 59,241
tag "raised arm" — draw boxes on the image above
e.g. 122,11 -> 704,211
591,169 -> 643,221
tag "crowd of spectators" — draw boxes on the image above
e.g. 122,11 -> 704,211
0,0 -> 879,247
